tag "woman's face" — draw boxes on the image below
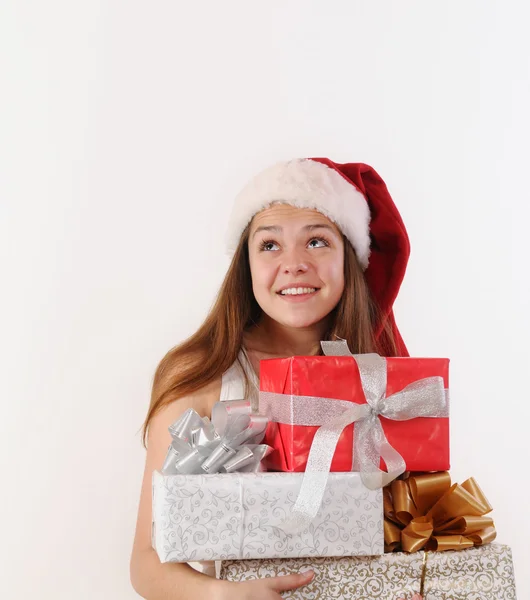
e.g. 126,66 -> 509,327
247,204 -> 345,329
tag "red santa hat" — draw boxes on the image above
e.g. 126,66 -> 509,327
226,157 -> 410,356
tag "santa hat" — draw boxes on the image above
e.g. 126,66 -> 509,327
225,157 -> 410,356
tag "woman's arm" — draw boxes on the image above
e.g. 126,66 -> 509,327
130,394 -> 216,599
129,390 -> 313,600
131,548 -> 312,600
131,546 -> 215,599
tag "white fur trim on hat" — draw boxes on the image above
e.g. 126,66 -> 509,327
225,158 -> 371,269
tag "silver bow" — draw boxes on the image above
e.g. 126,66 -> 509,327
259,340 -> 449,532
162,400 -> 271,475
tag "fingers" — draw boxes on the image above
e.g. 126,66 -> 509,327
266,570 -> 314,592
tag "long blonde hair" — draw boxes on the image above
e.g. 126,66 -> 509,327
141,224 -> 397,447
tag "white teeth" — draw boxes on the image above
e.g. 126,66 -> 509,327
280,287 -> 317,296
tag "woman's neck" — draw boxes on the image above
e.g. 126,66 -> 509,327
243,315 -> 328,358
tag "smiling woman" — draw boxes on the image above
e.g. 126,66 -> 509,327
247,205 -> 345,332
130,157 -> 413,600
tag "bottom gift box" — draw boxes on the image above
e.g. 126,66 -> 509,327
220,543 -> 517,599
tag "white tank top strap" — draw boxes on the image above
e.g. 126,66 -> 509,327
219,354 -> 246,401
220,347 -> 259,407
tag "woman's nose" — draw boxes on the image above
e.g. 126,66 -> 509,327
283,259 -> 309,274
282,247 -> 310,274
282,245 -> 309,275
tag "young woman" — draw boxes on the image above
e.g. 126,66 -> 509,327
129,158 -> 422,600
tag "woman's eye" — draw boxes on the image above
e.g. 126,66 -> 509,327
308,237 -> 329,248
259,237 -> 329,252
260,241 -> 279,251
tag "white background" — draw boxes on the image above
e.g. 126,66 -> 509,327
1,1 -> 529,598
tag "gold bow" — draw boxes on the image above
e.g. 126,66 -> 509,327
384,471 -> 497,553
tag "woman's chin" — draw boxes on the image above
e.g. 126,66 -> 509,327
271,313 -> 327,330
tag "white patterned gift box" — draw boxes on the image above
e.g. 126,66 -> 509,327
151,471 -> 383,563
220,543 -> 517,599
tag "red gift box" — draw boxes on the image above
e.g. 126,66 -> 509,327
260,355 -> 450,473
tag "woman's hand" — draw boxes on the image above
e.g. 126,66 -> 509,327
211,570 -> 314,600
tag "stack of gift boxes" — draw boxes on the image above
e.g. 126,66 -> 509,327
152,341 -> 517,599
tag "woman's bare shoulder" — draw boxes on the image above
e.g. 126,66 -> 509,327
187,376 -> 223,416
158,375 -> 223,422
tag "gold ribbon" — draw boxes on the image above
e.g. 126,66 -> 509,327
384,471 -> 497,553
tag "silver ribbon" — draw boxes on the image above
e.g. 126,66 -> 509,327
162,400 -> 271,475
259,340 -> 449,532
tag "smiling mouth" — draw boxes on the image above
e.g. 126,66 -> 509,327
276,287 -> 320,297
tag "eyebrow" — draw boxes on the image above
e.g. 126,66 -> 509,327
251,223 -> 337,240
